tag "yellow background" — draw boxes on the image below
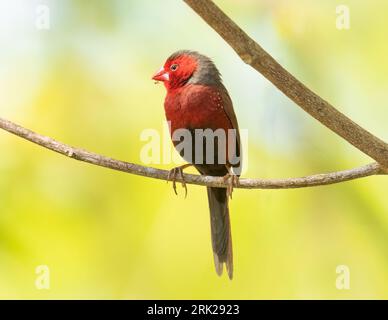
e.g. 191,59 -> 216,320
0,0 -> 387,299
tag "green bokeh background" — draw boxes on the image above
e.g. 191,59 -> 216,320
0,0 -> 387,299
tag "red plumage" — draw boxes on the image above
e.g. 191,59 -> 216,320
153,51 -> 241,279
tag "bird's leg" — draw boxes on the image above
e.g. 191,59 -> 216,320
223,165 -> 239,199
167,164 -> 193,198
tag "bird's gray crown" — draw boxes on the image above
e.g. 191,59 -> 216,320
168,50 -> 222,86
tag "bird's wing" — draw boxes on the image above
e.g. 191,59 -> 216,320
218,84 -> 240,142
217,84 -> 242,174
179,84 -> 242,174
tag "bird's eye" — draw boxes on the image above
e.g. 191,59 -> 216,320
170,64 -> 178,71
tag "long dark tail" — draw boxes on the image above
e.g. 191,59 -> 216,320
206,187 -> 233,279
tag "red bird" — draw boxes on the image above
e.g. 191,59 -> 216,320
152,51 -> 241,279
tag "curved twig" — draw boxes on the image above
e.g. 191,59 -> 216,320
0,117 -> 385,189
183,0 -> 388,169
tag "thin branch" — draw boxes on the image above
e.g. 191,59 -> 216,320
0,2 -> 386,189
0,117 -> 385,189
183,0 -> 388,169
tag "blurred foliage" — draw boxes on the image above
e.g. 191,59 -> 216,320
0,0 -> 387,299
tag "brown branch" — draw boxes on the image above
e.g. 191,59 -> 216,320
0,117 -> 385,190
183,0 -> 388,169
1,3 -> 387,190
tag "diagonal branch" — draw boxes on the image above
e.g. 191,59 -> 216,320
0,117 -> 385,189
183,0 -> 388,169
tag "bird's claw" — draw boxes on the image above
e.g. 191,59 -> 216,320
223,173 -> 239,199
167,166 -> 188,198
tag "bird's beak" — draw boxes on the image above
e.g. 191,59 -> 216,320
152,67 -> 169,82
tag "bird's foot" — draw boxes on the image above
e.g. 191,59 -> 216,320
223,171 -> 239,200
167,164 -> 192,198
